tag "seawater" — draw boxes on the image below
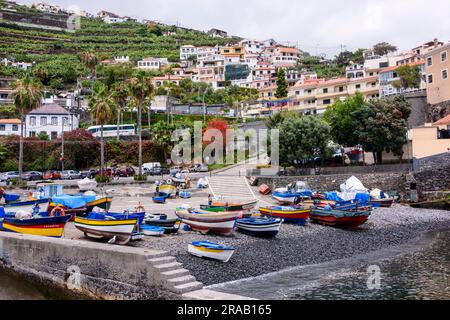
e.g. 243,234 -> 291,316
210,230 -> 450,300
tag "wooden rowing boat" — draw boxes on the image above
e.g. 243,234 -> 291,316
188,241 -> 235,262
74,214 -> 138,245
259,206 -> 311,226
1,214 -> 71,238
175,207 -> 237,236
310,208 -> 370,228
236,217 -> 283,238
205,199 -> 258,212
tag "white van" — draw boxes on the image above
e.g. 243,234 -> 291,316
143,162 -> 161,170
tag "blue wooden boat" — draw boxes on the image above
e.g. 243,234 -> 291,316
3,198 -> 50,214
236,217 -> 283,238
188,241 -> 235,262
141,225 -> 165,237
180,191 -> 191,199
88,211 -> 145,225
152,195 -> 167,204
2,193 -> 20,203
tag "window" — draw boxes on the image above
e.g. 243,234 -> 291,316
30,116 -> 36,126
51,132 -> 58,140
441,51 -> 447,62
0,124 -> 5,131
51,117 -> 58,125
29,131 -> 36,137
12,125 -> 18,131
63,117 -> 69,125
323,88 -> 328,94
40,117 -> 47,126
428,74 -> 433,83
443,69 -> 448,80
427,57 -> 433,66
323,99 -> 331,105
339,86 -> 344,92
356,84 -> 361,89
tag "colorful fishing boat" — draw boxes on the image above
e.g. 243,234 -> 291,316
144,214 -> 181,234
202,199 -> 258,212
141,225 -> 165,237
175,207 -> 238,236
86,196 -> 113,211
310,208 -> 371,228
152,195 -> 167,204
272,188 -> 312,204
3,198 -> 50,215
188,241 -> 235,262
74,214 -> 138,245
369,198 -> 394,208
259,206 -> 311,225
0,207 -> 71,238
236,217 -> 283,238
2,193 -> 21,203
159,185 -> 176,197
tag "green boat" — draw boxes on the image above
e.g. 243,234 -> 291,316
200,200 -> 258,213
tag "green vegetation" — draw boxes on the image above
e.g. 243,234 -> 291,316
275,68 -> 288,99
393,65 -> 422,91
324,94 -> 412,164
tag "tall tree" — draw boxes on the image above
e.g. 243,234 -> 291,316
152,121 -> 176,162
275,68 -> 288,99
81,51 -> 99,79
373,42 -> 398,56
335,50 -> 354,67
89,84 -> 117,176
126,74 -> 154,177
112,83 -> 129,140
11,75 -> 43,182
279,116 -> 331,167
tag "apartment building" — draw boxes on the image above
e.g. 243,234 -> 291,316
137,57 -> 169,70
220,45 -> 245,60
424,42 -> 450,105
196,55 -> 225,84
270,46 -> 301,67
180,45 -> 197,61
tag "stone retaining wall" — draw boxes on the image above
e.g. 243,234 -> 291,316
0,233 -> 201,300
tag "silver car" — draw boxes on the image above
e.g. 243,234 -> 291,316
0,171 -> 20,182
61,170 -> 82,180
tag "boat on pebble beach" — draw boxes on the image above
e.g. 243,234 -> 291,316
188,241 -> 235,262
3,198 -> 50,215
310,207 -> 371,228
175,206 -> 238,236
204,199 -> 259,212
236,217 -> 283,238
74,213 -> 138,245
144,213 -> 181,234
259,206 -> 311,226
141,225 -> 165,237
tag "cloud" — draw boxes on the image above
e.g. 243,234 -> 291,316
17,0 -> 450,56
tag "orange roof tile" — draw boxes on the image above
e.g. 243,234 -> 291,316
0,119 -> 21,124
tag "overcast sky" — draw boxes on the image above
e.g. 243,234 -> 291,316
18,0 -> 450,57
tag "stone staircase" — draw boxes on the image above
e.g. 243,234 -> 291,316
147,256 -> 203,295
207,176 -> 256,201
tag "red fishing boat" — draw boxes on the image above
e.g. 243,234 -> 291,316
311,208 -> 370,228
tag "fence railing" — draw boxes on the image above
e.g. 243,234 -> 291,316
247,163 -> 412,177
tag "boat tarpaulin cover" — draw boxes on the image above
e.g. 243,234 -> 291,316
52,195 -> 96,209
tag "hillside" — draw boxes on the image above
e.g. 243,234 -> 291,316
0,1 -> 238,84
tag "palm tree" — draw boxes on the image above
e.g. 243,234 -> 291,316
126,75 -> 154,177
89,84 -> 117,176
81,51 -> 99,79
112,83 -> 128,140
11,75 -> 43,183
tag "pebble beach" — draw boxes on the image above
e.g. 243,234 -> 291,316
61,187 -> 450,287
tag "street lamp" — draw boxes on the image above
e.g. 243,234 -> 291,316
202,88 -> 207,123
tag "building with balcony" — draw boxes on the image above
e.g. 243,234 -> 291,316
379,61 -> 426,97
137,57 -> 169,70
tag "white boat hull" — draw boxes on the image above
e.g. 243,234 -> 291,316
74,222 -> 136,237
183,219 -> 236,236
236,221 -> 282,233
142,229 -> 164,237
4,202 -> 49,214
188,244 -> 235,262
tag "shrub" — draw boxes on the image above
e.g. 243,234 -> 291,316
134,175 -> 147,181
1,158 -> 18,172
95,175 -> 111,184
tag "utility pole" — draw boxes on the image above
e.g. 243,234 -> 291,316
61,117 -> 65,172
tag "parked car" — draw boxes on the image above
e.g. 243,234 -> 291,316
143,162 -> 162,171
0,171 -> 20,182
61,170 -> 82,180
115,166 -> 135,177
43,171 -> 62,180
23,171 -> 43,181
80,169 -> 100,179
144,166 -> 162,176
190,164 -> 209,173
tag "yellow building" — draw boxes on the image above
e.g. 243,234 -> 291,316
424,42 -> 450,105
411,115 -> 450,158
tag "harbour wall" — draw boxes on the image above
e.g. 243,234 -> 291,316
0,233 -> 203,300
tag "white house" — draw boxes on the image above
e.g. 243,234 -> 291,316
0,119 -> 22,136
25,104 -> 79,140
33,2 -> 62,14
180,45 -> 197,61
137,57 -> 169,70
